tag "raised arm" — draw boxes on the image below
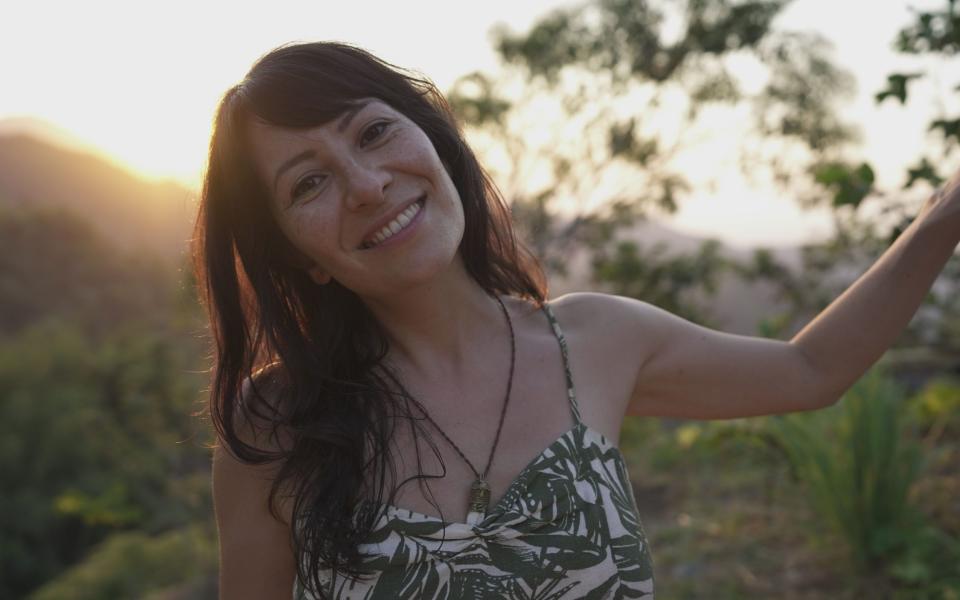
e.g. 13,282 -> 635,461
581,180 -> 960,421
790,183 -> 959,404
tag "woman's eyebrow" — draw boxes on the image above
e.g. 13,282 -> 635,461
336,101 -> 370,133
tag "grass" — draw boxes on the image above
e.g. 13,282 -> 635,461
623,365 -> 960,599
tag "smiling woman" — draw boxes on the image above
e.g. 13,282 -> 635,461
192,39 -> 960,600
194,41 -> 655,599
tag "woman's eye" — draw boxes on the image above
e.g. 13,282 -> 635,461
291,174 -> 326,202
360,121 -> 390,146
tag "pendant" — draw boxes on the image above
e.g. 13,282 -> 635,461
465,478 -> 490,526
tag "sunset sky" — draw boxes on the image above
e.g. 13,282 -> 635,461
1,0 -> 954,248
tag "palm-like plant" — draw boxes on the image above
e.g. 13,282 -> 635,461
766,365 -> 924,572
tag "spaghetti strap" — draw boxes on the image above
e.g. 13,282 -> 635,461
540,301 -> 582,426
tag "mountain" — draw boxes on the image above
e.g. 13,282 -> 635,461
550,218 -> 803,336
0,117 -> 105,155
0,127 -> 804,335
0,133 -> 196,265
0,208 -> 176,336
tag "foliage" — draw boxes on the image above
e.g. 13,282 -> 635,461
0,318 -> 212,598
0,207 -> 176,337
447,0 -> 859,317
760,366 -> 960,593
907,375 -> 960,441
494,0 -> 790,83
812,0 -> 959,204
591,238 -> 731,325
812,161 -> 875,210
27,525 -> 217,600
894,0 -> 960,57
767,367 -> 923,568
747,0 -> 960,349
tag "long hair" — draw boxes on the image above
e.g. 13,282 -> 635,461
192,42 -> 547,595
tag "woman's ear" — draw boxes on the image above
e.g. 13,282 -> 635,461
307,264 -> 332,285
284,243 -> 332,285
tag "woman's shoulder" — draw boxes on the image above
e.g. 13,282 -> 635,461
244,361 -> 287,405
230,362 -> 291,449
214,361 -> 296,526
546,292 -> 662,386
542,292 -> 660,436
547,291 -> 657,335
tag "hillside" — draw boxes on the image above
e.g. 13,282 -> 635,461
0,133 -> 196,265
0,125 -> 804,335
551,219 -> 802,335
0,207 -> 178,336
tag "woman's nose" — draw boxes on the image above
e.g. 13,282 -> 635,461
343,159 -> 392,211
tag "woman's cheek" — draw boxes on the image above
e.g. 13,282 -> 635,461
290,210 -> 333,251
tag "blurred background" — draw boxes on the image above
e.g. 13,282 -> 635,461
1,0 -> 959,597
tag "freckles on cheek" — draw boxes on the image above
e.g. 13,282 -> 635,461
289,211 -> 338,251
397,130 -> 443,170
277,211 -> 307,245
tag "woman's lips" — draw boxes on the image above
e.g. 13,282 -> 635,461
360,195 -> 426,250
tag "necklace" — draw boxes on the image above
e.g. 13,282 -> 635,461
384,294 -> 515,526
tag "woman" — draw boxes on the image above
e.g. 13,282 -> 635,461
196,42 -> 959,599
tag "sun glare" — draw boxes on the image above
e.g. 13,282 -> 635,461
0,0 -> 946,246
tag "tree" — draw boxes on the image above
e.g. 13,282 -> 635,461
448,0 -> 860,323
0,315 -> 211,597
743,0 -> 960,353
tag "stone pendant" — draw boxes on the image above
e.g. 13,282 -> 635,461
465,478 -> 491,526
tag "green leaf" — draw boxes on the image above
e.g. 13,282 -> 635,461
447,72 -> 512,127
854,163 -> 875,184
813,163 -> 849,185
874,72 -> 924,105
811,161 -> 875,209
903,157 -> 943,189
929,117 -> 960,145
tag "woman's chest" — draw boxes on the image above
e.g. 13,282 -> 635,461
367,314 -> 635,523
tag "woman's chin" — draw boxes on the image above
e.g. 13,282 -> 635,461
356,251 -> 465,298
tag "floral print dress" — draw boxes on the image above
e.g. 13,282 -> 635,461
295,302 -> 655,599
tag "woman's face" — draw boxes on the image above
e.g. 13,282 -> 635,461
246,99 -> 465,298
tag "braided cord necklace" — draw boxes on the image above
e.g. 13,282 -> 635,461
383,294 -> 515,525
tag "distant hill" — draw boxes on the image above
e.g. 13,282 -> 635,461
0,207 -> 178,336
550,218 -> 803,336
0,116 -> 105,155
0,126 -> 806,335
0,133 -> 196,265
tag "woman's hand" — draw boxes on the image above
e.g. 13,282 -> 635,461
916,166 -> 960,240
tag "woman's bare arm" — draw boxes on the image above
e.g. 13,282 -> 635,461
563,177 -> 960,420
213,372 -> 298,600
788,184 -> 960,403
213,443 -> 296,600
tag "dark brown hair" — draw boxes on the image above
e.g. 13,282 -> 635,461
192,41 -> 546,595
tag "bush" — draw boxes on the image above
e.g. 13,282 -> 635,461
765,365 -> 960,593
28,525 -> 218,600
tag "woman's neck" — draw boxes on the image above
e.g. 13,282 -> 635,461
362,258 -> 507,382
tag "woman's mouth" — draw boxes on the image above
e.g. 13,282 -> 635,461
360,195 -> 426,250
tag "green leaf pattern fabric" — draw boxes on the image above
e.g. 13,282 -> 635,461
295,302 -> 655,599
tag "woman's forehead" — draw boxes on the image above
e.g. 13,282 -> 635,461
247,99 -> 399,146
253,97 -> 394,130
251,98 -> 402,144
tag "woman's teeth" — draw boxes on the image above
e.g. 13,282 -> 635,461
364,199 -> 423,249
